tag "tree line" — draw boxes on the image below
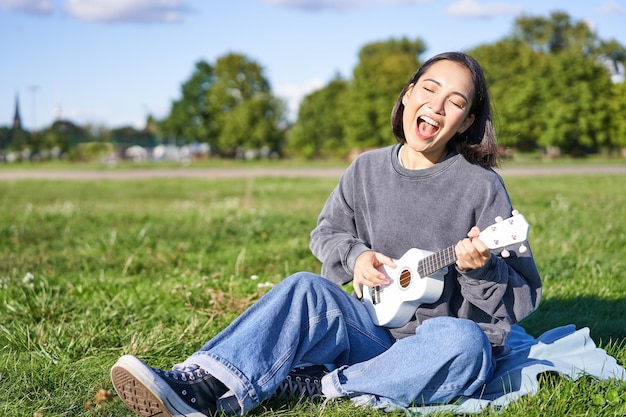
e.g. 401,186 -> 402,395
2,11 -> 625,162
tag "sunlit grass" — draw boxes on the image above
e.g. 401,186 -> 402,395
0,172 -> 624,416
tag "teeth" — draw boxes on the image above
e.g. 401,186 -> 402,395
420,116 -> 439,127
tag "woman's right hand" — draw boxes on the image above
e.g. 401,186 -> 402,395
353,251 -> 395,299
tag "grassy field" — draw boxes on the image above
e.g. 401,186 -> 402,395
0,170 -> 625,416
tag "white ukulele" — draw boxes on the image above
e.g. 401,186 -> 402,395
362,210 -> 530,328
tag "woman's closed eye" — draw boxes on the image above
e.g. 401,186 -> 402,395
449,99 -> 465,109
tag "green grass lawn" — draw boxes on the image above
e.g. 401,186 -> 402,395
0,172 -> 625,416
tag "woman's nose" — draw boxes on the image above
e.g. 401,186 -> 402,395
429,94 -> 445,114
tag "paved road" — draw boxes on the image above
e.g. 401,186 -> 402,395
0,164 -> 625,180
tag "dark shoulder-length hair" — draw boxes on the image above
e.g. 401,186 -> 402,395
391,51 -> 499,168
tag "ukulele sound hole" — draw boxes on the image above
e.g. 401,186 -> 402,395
399,268 -> 412,289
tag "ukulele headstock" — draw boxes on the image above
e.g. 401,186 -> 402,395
479,210 -> 529,256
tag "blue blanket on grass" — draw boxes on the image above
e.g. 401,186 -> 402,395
351,324 -> 626,415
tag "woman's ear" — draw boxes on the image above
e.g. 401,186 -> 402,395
458,114 -> 475,134
402,84 -> 414,105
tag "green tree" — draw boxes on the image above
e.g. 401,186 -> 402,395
212,53 -> 286,156
597,39 -> 626,80
472,12 -> 622,156
8,127 -> 31,154
344,38 -> 425,150
110,126 -> 157,149
37,120 -> 91,159
287,75 -> 349,159
0,127 -> 10,153
161,53 -> 286,157
539,53 -> 613,154
471,40 -> 547,151
513,11 -> 597,54
219,95 -> 286,157
598,39 -> 626,152
514,13 -> 615,155
145,114 -> 160,138
608,80 -> 626,150
161,60 -> 216,145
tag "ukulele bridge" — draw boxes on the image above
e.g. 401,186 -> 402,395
370,286 -> 381,305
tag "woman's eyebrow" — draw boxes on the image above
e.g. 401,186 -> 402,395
423,78 -> 469,103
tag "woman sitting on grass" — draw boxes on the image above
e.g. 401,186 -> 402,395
110,51 -> 542,417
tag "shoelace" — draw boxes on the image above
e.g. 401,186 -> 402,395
275,373 -> 322,398
158,368 -> 209,382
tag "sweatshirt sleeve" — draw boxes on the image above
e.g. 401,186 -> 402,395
455,247 -> 542,346
309,169 -> 369,285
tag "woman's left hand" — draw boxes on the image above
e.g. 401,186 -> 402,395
455,226 -> 491,271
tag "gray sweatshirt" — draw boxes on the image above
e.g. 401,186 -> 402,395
310,144 -> 542,347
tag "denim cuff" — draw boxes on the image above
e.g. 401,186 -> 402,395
320,365 -> 350,399
177,353 -> 255,415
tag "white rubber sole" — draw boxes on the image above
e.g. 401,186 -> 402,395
110,354 -> 208,417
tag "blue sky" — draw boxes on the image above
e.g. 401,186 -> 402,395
2,0 -> 626,130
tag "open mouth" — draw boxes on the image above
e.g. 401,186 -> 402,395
417,115 -> 440,139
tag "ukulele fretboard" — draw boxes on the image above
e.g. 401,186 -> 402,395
418,246 -> 457,277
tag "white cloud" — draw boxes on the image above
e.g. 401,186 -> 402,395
384,0 -> 432,4
264,0 -> 431,12
264,0 -> 366,11
0,0 -> 53,15
599,0 -> 626,14
63,0 -> 191,23
275,78 -> 325,121
0,0 -> 193,22
446,0 -> 522,18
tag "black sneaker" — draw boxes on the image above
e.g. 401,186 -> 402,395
272,365 -> 326,400
111,355 -> 228,417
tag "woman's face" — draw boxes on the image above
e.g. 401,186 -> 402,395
402,60 -> 476,162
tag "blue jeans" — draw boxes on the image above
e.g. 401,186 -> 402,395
177,272 -> 494,415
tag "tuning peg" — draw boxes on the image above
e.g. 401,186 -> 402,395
512,209 -> 519,216
519,244 -> 528,253
500,249 -> 510,258
495,216 -> 504,223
